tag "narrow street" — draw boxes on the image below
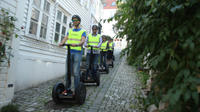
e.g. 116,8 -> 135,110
13,48 -> 143,112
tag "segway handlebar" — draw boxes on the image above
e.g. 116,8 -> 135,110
62,43 -> 81,47
87,45 -> 97,48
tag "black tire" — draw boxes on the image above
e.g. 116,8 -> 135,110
80,71 -> 86,82
106,68 -> 109,74
52,82 -> 65,104
75,82 -> 86,105
111,61 -> 114,68
97,64 -> 99,70
96,72 -> 100,86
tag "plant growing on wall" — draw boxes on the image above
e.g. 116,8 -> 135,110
0,9 -> 18,65
109,0 -> 200,111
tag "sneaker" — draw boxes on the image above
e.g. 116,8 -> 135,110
68,90 -> 75,96
62,89 -> 73,95
62,90 -> 67,95
67,90 -> 73,95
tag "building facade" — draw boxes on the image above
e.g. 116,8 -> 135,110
0,0 -> 105,108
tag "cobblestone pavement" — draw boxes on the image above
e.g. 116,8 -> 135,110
13,49 -> 143,112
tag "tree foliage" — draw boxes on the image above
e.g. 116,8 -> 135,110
111,0 -> 200,111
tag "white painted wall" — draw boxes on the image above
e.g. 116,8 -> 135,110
1,0 -> 105,93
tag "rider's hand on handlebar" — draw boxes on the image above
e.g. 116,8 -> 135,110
59,43 -> 64,46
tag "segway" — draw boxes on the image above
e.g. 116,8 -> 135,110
108,50 -> 114,68
108,61 -> 114,68
81,45 -> 100,86
52,44 -> 86,105
98,50 -> 109,74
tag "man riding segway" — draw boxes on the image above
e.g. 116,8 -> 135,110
107,38 -> 115,68
52,15 -> 86,105
99,35 -> 109,74
81,25 -> 102,86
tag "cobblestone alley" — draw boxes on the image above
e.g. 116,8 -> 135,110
13,50 -> 143,112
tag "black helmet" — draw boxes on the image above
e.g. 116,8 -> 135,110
72,15 -> 81,22
92,25 -> 98,29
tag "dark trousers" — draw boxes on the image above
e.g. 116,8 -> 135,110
86,53 -> 99,79
100,51 -> 108,70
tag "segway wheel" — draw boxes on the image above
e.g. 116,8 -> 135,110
80,71 -> 86,82
111,61 -> 114,68
52,82 -> 65,104
106,68 -> 109,74
96,72 -> 100,86
75,82 -> 86,105
97,64 -> 99,70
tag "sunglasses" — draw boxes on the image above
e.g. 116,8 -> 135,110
72,19 -> 79,22
92,29 -> 97,30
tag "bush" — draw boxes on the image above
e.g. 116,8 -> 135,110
111,0 -> 200,111
0,104 -> 19,112
138,71 -> 150,88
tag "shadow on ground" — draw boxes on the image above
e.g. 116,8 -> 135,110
45,100 -> 80,110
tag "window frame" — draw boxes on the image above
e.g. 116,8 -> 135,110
25,0 -> 52,42
52,8 -> 70,44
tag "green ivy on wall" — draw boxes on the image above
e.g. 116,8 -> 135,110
0,9 -> 18,64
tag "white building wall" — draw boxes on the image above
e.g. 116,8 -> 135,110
1,0 -> 105,94
9,0 -> 65,92
10,0 -> 95,92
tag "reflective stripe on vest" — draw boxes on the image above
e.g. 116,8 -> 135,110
67,29 -> 85,51
101,41 -> 108,51
109,42 -> 113,50
88,34 -> 100,50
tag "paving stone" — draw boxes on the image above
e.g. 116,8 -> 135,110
25,108 -> 35,112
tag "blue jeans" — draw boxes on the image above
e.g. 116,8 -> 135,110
86,53 -> 99,79
65,51 -> 82,90
100,51 -> 108,69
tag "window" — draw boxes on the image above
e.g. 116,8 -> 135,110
29,0 -> 50,40
53,10 -> 69,43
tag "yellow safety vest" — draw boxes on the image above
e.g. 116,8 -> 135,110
108,42 -> 113,50
88,34 -> 100,50
101,41 -> 108,51
67,29 -> 86,51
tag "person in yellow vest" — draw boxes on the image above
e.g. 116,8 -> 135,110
59,15 -> 86,95
84,25 -> 102,80
100,36 -> 109,71
107,38 -> 115,65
